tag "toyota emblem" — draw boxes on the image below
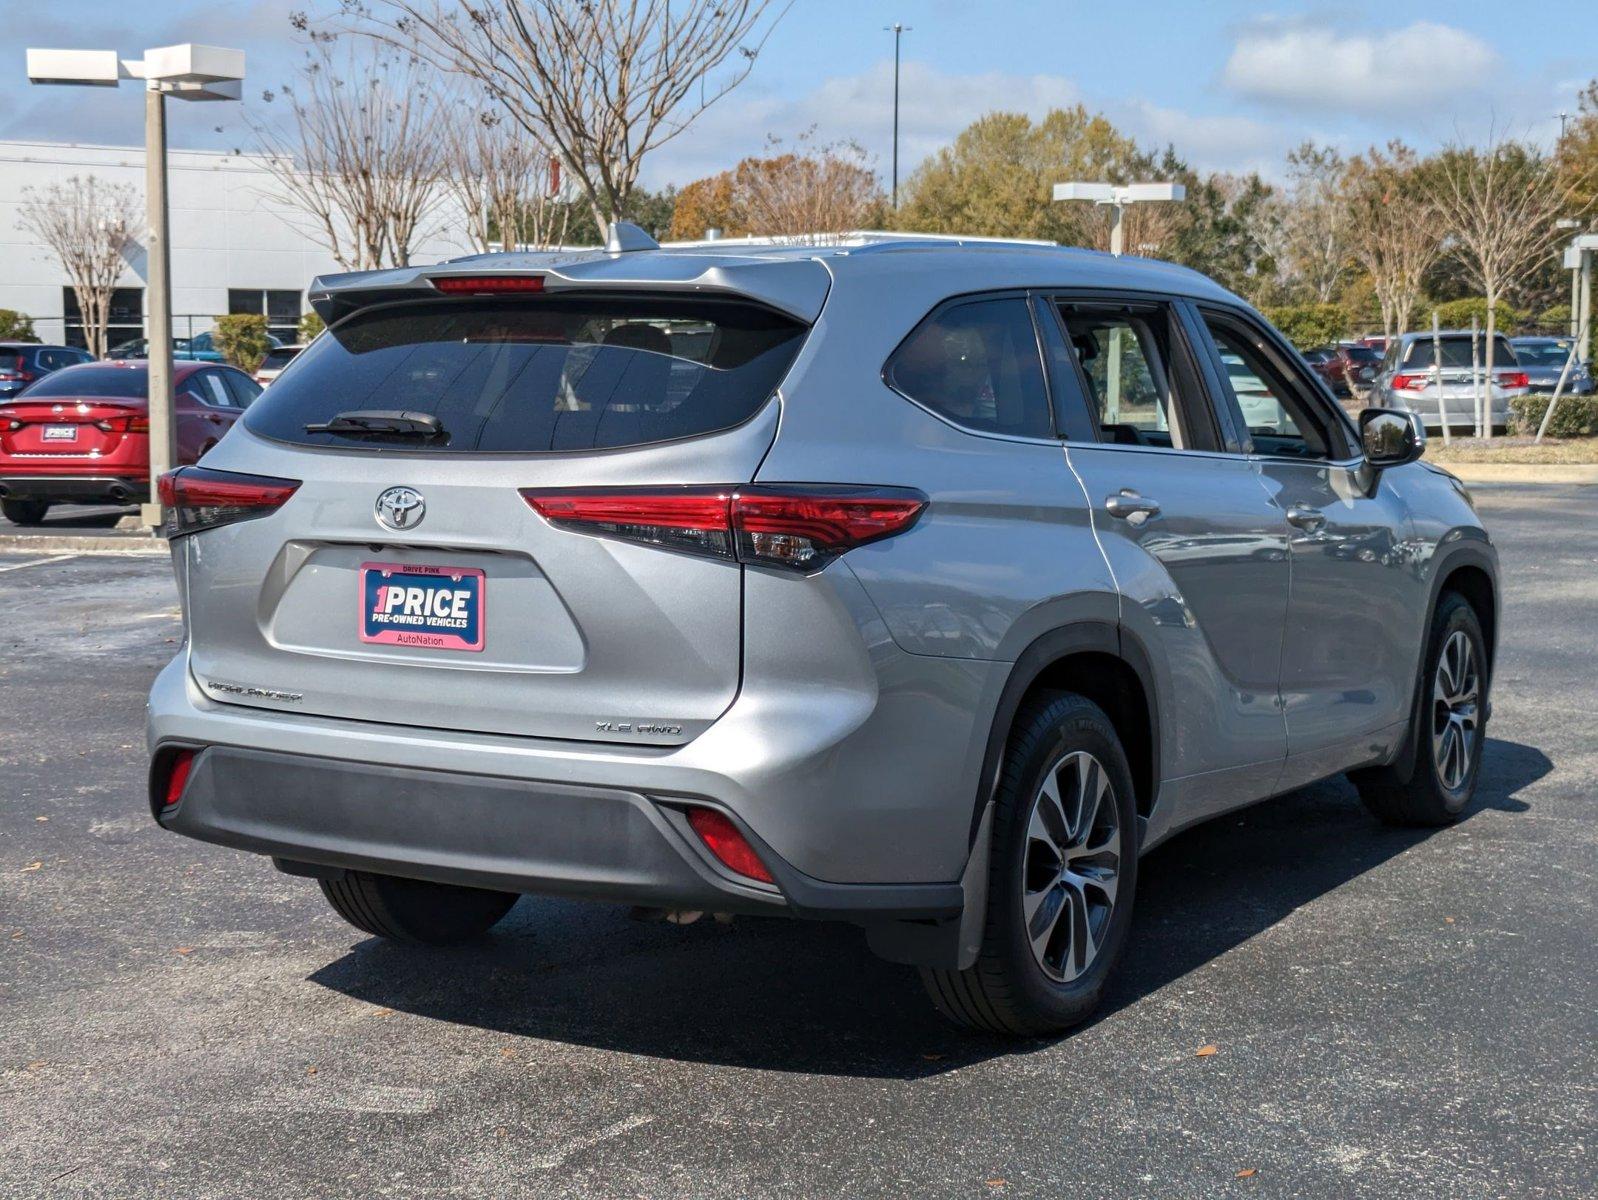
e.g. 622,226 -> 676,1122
375,486 -> 426,531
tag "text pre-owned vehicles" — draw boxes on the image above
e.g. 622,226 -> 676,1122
147,230 -> 1497,1035
1509,336 -> 1595,395
0,360 -> 261,524
1369,330 -> 1529,431
0,343 -> 95,398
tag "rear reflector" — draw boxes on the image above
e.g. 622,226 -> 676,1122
686,808 -> 774,884
432,275 -> 546,295
163,749 -> 197,807
521,485 -> 926,572
158,466 -> 301,538
1390,373 -> 1427,391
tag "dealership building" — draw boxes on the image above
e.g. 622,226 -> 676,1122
0,139 -> 472,349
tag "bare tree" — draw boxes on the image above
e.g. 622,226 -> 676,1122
441,105 -> 570,253
1342,143 -> 1442,337
1280,142 -> 1352,303
1424,136 -> 1588,438
248,38 -> 450,270
333,0 -> 789,231
730,134 -> 883,242
15,176 -> 139,358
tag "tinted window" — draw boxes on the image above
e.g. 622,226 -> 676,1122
19,365 -> 146,399
246,297 -> 806,453
1401,335 -> 1517,368
223,370 -> 263,407
1511,341 -> 1572,367
194,372 -> 234,407
259,347 -> 301,371
888,297 -> 1052,438
1343,345 -> 1381,363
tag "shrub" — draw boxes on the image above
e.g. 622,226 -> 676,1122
1261,303 -> 1350,350
298,310 -> 325,342
1430,297 -> 1522,335
0,309 -> 39,342
211,314 -> 272,373
1508,392 -> 1598,438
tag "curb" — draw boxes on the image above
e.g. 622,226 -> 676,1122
0,534 -> 169,555
1436,463 -> 1598,485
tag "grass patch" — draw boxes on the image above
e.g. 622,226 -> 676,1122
1424,436 -> 1598,465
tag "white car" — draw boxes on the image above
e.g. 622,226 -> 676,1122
253,344 -> 304,388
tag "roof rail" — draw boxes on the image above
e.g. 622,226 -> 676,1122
660,230 -> 1058,250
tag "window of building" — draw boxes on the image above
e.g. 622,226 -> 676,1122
63,287 -> 144,353
229,288 -> 305,343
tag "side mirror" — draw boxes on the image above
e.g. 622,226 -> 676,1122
1359,407 -> 1425,469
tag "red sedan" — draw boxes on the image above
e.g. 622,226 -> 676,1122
0,360 -> 262,525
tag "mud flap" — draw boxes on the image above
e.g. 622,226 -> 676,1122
862,801 -> 993,970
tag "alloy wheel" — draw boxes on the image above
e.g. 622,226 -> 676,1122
1022,750 -> 1122,982
1432,629 -> 1480,792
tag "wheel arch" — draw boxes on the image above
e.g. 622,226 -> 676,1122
972,621 -> 1160,848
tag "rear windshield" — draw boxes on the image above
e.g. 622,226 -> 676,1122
1402,336 -> 1517,368
259,347 -> 302,371
1343,345 -> 1380,362
244,296 -> 808,453
20,366 -> 147,399
1511,341 -> 1573,367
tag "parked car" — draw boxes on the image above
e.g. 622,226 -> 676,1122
0,360 -> 261,524
1303,343 -> 1382,396
0,343 -> 95,398
175,329 -> 283,363
1509,336 -> 1595,395
108,337 -> 192,360
148,229 -> 1497,1036
1368,330 -> 1528,431
253,343 -> 305,387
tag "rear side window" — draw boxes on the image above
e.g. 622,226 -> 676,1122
243,296 -> 806,453
887,297 -> 1053,438
20,366 -> 147,398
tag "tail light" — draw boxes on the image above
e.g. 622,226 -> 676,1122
0,356 -> 35,383
521,485 -> 927,572
686,808 -> 774,884
1390,373 -> 1428,391
95,414 -> 150,433
1495,371 -> 1528,389
158,466 -> 301,538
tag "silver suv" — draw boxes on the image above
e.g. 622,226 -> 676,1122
148,230 -> 1498,1035
1369,330 -> 1529,431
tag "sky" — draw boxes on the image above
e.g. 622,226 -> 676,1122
2,0 -> 1594,188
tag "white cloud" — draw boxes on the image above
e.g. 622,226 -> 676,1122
1221,20 -> 1499,118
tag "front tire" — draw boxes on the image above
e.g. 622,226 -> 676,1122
921,693 -> 1138,1036
1352,592 -> 1487,826
319,870 -> 518,945
2,498 -> 49,526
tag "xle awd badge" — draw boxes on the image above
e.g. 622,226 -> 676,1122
375,487 -> 425,531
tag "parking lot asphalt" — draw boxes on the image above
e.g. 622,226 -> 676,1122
1,483 -> 1593,1199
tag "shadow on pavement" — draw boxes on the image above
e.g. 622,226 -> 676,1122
1,504 -> 133,533
308,738 -> 1549,1078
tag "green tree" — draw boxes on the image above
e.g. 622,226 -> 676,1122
298,311 -> 325,342
0,310 -> 39,342
211,314 -> 272,373
1431,297 -> 1523,334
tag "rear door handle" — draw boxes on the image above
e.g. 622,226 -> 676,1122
1104,490 -> 1161,525
1285,505 -> 1326,532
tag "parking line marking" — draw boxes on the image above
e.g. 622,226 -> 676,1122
528,1113 -> 655,1170
0,554 -> 78,573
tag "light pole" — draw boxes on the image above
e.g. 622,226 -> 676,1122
1053,181 -> 1185,421
884,23 -> 911,209
1052,181 -> 1186,256
26,44 -> 244,530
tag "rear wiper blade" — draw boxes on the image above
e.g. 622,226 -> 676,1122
305,410 -> 446,438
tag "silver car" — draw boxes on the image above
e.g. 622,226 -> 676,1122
148,230 -> 1498,1035
1369,330 -> 1529,431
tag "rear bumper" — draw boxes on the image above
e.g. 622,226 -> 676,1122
155,742 -> 964,926
0,474 -> 147,502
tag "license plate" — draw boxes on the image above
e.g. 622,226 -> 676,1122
360,562 -> 485,652
42,425 -> 78,442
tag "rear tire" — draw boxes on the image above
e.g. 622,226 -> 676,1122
921,693 -> 1139,1037
2,498 -> 49,526
1352,592 -> 1487,826
319,870 -> 518,945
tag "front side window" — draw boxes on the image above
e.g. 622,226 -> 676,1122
887,297 -> 1053,438
1200,314 -> 1336,459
